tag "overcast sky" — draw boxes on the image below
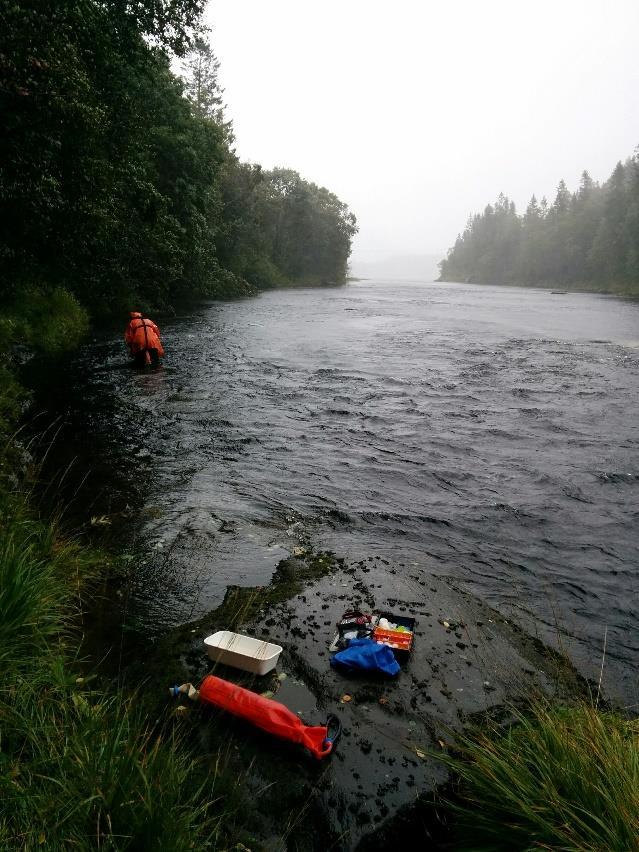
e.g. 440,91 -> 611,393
204,0 -> 639,267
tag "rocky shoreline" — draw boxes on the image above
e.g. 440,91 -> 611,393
114,549 -> 591,851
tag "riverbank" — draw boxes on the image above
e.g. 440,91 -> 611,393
438,276 -> 639,299
2,471 -> 636,849
107,542 -> 637,850
3,282 -> 639,849
0,305 -> 252,848
0,490 -> 249,849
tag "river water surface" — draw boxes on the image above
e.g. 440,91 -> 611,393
42,281 -> 639,704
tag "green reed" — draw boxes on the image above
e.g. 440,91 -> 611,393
0,494 -> 240,850
436,700 -> 639,850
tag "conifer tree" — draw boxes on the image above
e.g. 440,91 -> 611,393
181,35 -> 227,126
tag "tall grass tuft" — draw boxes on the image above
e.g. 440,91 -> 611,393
437,701 -> 639,850
0,492 -> 239,850
0,533 -> 65,668
1,672 -> 221,850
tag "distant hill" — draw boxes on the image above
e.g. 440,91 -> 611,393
349,253 -> 443,282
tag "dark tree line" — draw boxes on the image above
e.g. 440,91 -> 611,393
439,151 -> 639,295
0,1 -> 357,320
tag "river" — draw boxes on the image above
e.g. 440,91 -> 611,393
35,280 -> 639,706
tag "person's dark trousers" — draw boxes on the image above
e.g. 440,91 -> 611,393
133,349 -> 159,368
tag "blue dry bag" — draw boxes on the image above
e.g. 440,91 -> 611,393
331,638 -> 400,676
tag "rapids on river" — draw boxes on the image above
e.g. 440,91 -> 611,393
35,280 -> 639,706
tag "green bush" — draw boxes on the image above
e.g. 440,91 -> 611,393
437,701 -> 639,850
206,265 -> 255,298
16,287 -> 89,353
243,255 -> 288,290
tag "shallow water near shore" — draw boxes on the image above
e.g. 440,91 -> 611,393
31,280 -> 639,707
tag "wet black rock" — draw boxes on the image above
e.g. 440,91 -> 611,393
122,551 -> 590,851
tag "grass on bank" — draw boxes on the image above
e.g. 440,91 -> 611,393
0,491 -> 246,851
436,700 -> 639,851
0,288 -> 253,850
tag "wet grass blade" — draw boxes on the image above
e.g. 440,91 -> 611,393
435,701 -> 639,850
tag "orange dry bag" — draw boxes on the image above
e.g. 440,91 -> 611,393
198,675 -> 339,759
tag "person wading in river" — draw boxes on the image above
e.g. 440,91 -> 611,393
124,311 -> 165,368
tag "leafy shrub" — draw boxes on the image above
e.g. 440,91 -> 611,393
16,287 -> 89,353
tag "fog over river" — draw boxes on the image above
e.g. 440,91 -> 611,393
47,282 -> 639,705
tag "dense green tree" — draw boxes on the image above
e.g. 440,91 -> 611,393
263,168 -> 357,284
439,149 -> 639,295
106,0 -> 206,55
0,3 -> 357,319
625,151 -> 639,282
551,179 -> 572,215
0,1 -> 227,312
578,170 -> 595,200
518,195 -> 546,283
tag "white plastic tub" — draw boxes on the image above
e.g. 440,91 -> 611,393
204,631 -> 283,676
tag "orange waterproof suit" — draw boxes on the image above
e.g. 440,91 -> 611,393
124,312 -> 165,358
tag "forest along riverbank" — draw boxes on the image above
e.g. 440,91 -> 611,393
31,280 -> 639,705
